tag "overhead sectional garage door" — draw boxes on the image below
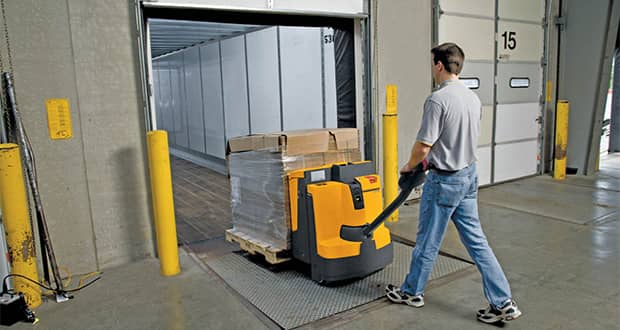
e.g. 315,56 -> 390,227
436,0 -> 544,185
495,0 -> 544,182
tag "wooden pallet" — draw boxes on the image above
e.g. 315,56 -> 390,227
225,229 -> 292,264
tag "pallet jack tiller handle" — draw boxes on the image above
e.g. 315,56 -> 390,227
339,162 -> 427,242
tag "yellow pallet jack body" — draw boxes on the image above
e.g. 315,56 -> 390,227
288,161 -> 393,283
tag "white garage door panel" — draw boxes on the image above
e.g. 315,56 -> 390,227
477,146 -> 492,186
496,63 -> 542,103
479,105 -> 494,146
460,62 -> 494,105
498,0 -> 544,22
184,47 -> 206,153
200,43 -> 226,159
495,103 -> 539,143
438,0 -> 545,184
221,36 -> 250,139
497,21 -> 543,62
439,15 -> 495,61
439,0 -> 494,18
494,140 -> 538,182
280,27 -> 323,130
246,27 -> 281,134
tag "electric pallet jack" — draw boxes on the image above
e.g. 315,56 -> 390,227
288,161 -> 426,283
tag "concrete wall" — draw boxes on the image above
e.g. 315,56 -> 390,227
4,1 -> 154,273
558,0 -> 620,174
373,0 -> 432,177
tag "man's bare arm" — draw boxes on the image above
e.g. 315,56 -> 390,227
400,141 -> 431,173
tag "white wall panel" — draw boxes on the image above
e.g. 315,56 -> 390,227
497,21 -> 543,62
438,15 -> 495,61
159,62 -> 174,142
200,43 -> 226,159
280,27 -> 323,130
152,67 -> 163,130
494,140 -> 538,182
477,146 -> 492,186
495,103 -> 539,143
153,25 -> 342,161
246,27 -> 281,134
323,27 -> 338,128
498,0 -> 544,22
221,36 -> 250,139
170,59 -> 189,148
183,47 -> 206,153
439,0 -> 494,18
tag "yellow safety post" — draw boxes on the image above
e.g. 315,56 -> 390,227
384,85 -> 399,222
554,101 -> 569,180
146,131 -> 180,276
0,144 -> 41,308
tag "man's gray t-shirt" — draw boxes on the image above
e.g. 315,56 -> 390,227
416,79 -> 481,171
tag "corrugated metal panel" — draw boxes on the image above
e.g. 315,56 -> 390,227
150,18 -> 263,57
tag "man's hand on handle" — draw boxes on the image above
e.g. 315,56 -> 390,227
400,159 -> 428,174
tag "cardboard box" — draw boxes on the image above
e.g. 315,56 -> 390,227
227,128 -> 361,250
227,128 -> 359,156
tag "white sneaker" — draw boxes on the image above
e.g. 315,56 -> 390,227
385,284 -> 424,308
477,300 -> 522,323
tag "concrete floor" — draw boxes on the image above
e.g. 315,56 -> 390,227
6,154 -> 620,330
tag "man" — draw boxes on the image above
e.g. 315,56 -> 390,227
384,43 -> 522,324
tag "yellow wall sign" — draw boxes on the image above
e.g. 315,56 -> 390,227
45,98 -> 72,140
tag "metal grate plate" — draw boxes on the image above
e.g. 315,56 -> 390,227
205,242 -> 471,329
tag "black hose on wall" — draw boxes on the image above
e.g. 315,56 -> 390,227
610,47 -> 620,152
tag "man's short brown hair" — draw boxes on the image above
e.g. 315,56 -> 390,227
431,42 -> 465,75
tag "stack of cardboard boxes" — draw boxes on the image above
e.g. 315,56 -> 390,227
227,128 -> 361,251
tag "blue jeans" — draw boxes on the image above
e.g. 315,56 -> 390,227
400,164 -> 512,308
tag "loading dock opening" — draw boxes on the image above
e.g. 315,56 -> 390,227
135,2 -> 371,249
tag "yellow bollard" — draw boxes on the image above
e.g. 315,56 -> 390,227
146,131 -> 180,276
554,101 -> 569,180
383,85 -> 399,222
0,144 -> 41,308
